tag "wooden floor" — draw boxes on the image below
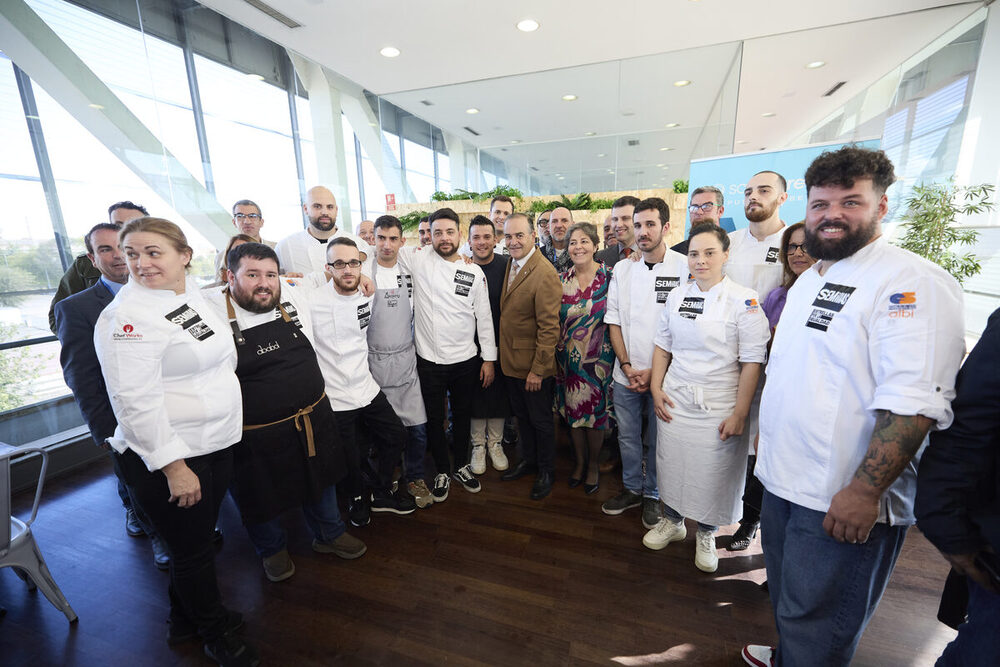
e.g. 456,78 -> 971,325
1,453 -> 957,666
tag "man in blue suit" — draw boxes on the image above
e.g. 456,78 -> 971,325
54,222 -> 170,569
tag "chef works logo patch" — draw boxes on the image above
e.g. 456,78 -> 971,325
888,291 -> 916,318
112,323 -> 143,341
678,297 -> 705,319
165,304 -> 215,341
654,276 -> 681,303
806,282 -> 856,332
454,270 -> 475,297
357,302 -> 372,329
765,247 -> 781,263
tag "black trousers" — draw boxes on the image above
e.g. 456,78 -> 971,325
335,391 -> 406,496
417,355 -> 478,474
116,447 -> 233,641
741,454 -> 764,524
505,374 -> 555,474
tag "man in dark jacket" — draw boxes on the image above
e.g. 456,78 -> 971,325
916,307 -> 1000,666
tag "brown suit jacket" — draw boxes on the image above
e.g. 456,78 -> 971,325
499,248 -> 562,379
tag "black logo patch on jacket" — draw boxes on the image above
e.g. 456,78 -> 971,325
807,282 -> 857,332
655,276 -> 681,303
678,297 -> 705,320
765,247 -> 780,263
454,270 -> 474,297
357,302 -> 372,329
165,304 -> 214,341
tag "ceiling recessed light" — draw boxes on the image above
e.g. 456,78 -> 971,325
656,163 -> 666,167
597,153 -> 607,158
673,80 -> 691,87
805,60 -> 826,69
736,139 -> 749,144
558,176 -> 565,180
516,19 -> 539,32
664,122 -> 680,128
510,139 -> 521,144
608,170 -> 615,174
88,103 -> 104,110
761,112 -> 776,117
380,47 -> 400,58
584,131 -> 596,136
562,94 -> 577,101
659,147 -> 674,152
466,107 -> 480,114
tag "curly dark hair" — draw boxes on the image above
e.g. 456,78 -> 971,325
805,146 -> 896,197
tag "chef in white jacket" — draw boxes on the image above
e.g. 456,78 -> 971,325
274,185 -> 372,275
94,218 -> 256,664
644,223 -> 770,575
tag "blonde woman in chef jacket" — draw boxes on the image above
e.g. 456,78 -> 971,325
643,223 -> 770,574
94,218 -> 257,666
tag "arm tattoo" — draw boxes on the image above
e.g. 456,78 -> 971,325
853,410 -> 933,491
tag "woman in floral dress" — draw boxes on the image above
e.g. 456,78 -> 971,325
555,222 -> 616,494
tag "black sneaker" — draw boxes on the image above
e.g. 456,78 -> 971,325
432,473 -> 450,503
452,464 -> 482,493
167,610 -> 244,646
203,632 -> 260,667
601,489 -> 642,516
348,494 -> 371,527
371,488 -> 416,515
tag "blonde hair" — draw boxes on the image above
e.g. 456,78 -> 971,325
119,217 -> 193,268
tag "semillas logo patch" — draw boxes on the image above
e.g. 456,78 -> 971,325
806,282 -> 856,332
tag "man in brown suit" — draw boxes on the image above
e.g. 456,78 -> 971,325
497,213 -> 562,500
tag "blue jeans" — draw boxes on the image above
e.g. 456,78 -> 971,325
404,423 -> 427,482
243,484 -> 345,559
612,381 -> 658,498
937,577 -> 1000,666
662,502 -> 717,532
761,490 -> 907,667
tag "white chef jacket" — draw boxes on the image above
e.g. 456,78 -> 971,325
725,226 -> 786,299
307,285 -> 381,411
274,228 -> 373,276
202,278 -> 317,344
654,277 -> 770,390
406,248 -> 497,364
756,237 -> 966,525
94,276 -> 242,471
605,248 -> 690,386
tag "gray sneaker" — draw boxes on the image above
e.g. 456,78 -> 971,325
312,532 -> 367,560
642,497 -> 663,529
262,548 -> 295,582
601,489 -> 642,515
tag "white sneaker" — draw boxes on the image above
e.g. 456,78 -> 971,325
642,517 -> 687,550
470,445 -> 487,474
487,441 -> 509,471
695,529 -> 718,573
741,644 -> 775,667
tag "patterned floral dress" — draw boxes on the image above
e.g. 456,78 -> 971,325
555,264 -> 615,429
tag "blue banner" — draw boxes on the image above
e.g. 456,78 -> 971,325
686,139 -> 881,234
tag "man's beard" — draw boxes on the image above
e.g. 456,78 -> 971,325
804,215 -> 879,261
434,242 -> 457,259
333,274 -> 358,291
745,199 -> 778,223
232,284 -> 279,314
310,214 -> 335,232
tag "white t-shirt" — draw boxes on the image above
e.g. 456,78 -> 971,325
308,286 -> 381,411
274,228 -> 373,276
94,277 -> 241,471
756,237 -> 966,525
605,248 -> 690,386
654,277 -> 770,390
406,248 -> 497,364
372,260 -> 414,313
725,226 -> 786,298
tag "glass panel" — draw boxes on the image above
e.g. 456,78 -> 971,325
0,340 -> 68,413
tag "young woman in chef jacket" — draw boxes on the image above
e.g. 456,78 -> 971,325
643,223 -> 771,573
94,218 -> 256,665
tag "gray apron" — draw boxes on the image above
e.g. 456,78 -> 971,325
367,262 -> 427,426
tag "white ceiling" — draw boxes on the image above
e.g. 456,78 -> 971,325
197,0 -> 982,192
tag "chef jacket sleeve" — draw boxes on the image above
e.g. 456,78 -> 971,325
473,271 -> 498,362
94,309 -> 192,471
653,294 -> 673,352
737,290 -> 771,363
867,268 -> 966,430
605,267 -> 622,326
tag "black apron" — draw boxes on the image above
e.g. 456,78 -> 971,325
226,291 -> 347,525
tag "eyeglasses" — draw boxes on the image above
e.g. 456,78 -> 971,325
234,213 -> 262,221
326,260 -> 362,270
688,202 -> 717,213
787,243 -> 808,255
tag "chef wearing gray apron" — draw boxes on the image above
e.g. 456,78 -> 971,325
367,261 -> 428,486
225,290 -> 347,527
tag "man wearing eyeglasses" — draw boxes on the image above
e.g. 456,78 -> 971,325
671,186 -> 725,256
215,200 -> 276,276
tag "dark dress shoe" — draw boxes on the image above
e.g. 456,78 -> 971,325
530,472 -> 554,500
568,477 -> 582,489
584,481 -> 600,495
125,508 -> 145,537
727,521 -> 759,552
151,535 -> 171,571
500,460 -> 537,481
213,527 -> 224,545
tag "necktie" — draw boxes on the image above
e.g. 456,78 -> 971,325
623,247 -> 633,259
508,261 -> 520,287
